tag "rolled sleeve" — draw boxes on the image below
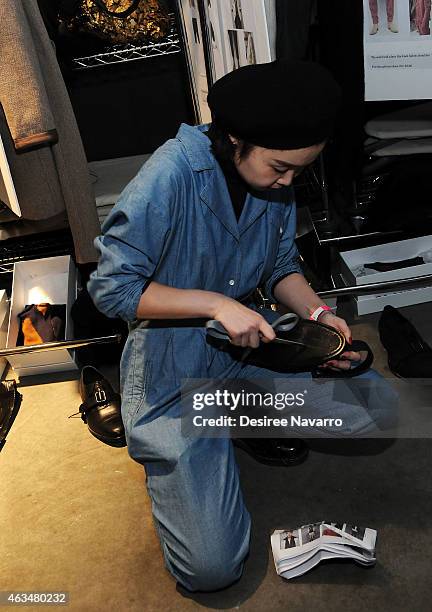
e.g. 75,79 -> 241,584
263,198 -> 303,303
87,182 -> 172,322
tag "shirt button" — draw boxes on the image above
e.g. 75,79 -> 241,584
280,226 -> 283,235
229,279 -> 235,286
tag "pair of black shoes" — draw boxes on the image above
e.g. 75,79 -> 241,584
379,305 -> 432,378
78,366 -> 126,447
78,367 -> 306,463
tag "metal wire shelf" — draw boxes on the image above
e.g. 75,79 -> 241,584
0,230 -> 74,275
70,14 -> 181,71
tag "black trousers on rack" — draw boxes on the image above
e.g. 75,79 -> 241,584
275,0 -> 315,60
276,1 -> 366,210
316,0 -> 365,210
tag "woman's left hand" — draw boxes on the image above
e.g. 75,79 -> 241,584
318,312 -> 361,371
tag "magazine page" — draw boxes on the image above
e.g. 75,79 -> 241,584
321,523 -> 377,551
275,543 -> 372,573
276,550 -> 316,573
278,544 -> 376,580
278,545 -> 376,580
279,549 -> 344,581
271,523 -> 377,574
322,544 -> 376,564
319,522 -> 361,546
341,525 -> 377,551
272,522 -> 373,560
271,525 -> 321,563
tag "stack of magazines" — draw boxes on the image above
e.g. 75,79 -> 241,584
271,522 -> 377,579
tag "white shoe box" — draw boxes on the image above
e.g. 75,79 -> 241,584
339,235 -> 432,315
5,255 -> 78,377
352,286 -> 432,316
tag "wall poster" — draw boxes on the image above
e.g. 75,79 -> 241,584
177,0 -> 273,123
212,0 -> 272,78
178,0 -> 212,123
364,0 -> 432,100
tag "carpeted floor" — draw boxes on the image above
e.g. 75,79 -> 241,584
1,302 -> 431,611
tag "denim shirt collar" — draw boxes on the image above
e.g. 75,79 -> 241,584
176,122 -> 270,240
176,123 -> 215,171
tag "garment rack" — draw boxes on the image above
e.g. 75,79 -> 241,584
0,335 -> 121,358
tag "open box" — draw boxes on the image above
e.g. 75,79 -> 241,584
6,255 -> 78,377
339,235 -> 432,315
0,289 -> 10,378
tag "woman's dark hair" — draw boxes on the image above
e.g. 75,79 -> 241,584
206,118 -> 254,163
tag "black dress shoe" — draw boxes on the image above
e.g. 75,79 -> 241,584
378,305 -> 432,378
233,438 -> 309,466
79,366 -> 126,447
0,381 -> 23,451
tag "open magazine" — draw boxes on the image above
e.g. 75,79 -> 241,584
271,522 -> 377,580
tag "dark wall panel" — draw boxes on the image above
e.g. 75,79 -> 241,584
66,55 -> 194,161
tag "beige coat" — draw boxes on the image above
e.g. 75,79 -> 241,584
0,0 -> 100,263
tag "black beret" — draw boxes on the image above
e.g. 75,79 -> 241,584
207,60 -> 342,150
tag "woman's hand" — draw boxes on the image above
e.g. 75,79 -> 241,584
211,296 -> 276,348
318,312 -> 361,371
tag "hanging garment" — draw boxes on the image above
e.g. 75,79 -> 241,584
16,304 -> 66,346
0,0 -> 100,263
275,0 -> 315,60
316,0 -> 365,208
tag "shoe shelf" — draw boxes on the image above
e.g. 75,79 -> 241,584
70,14 -> 181,71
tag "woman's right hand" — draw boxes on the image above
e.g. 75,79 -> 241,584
211,296 -> 276,349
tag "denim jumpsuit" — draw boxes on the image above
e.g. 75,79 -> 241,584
88,123 -> 397,591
